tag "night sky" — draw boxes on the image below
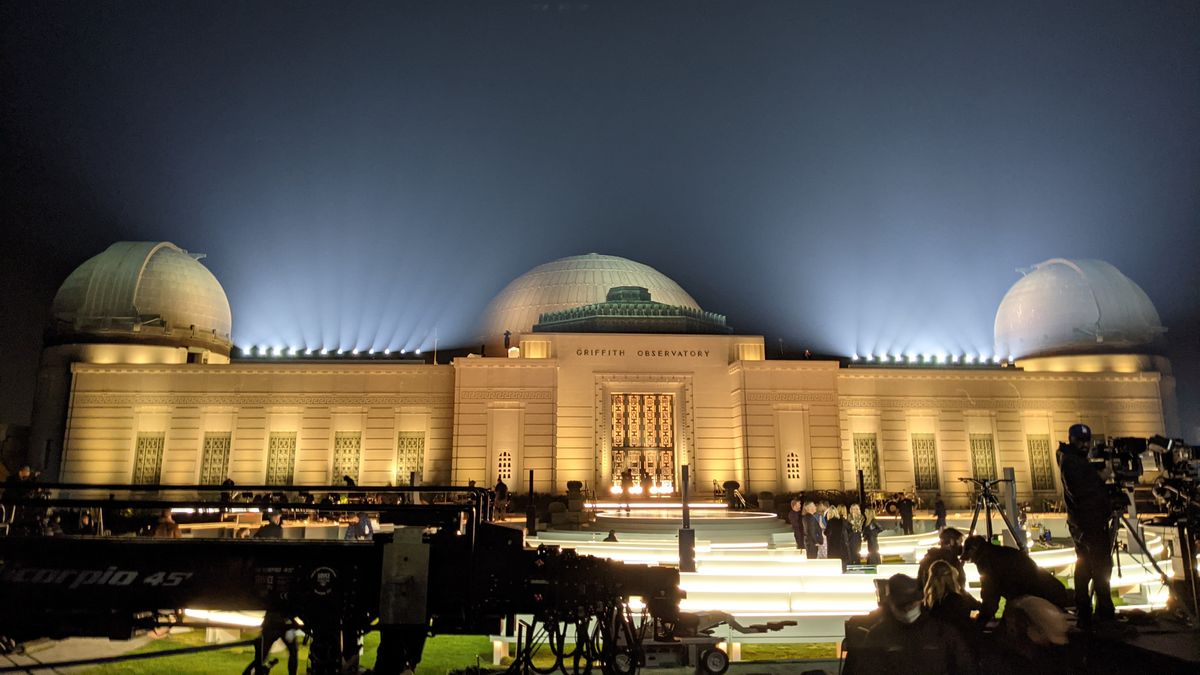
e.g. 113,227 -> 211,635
3,1 -> 1198,436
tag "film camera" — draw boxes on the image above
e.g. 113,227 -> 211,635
1146,436 -> 1200,516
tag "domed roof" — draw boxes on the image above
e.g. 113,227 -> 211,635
51,242 -> 232,352
994,258 -> 1164,359
481,253 -> 700,341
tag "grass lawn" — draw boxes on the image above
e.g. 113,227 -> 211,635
78,631 -> 832,673
78,631 -> 494,674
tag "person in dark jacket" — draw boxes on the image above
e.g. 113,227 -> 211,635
961,535 -> 1070,627
786,498 -> 805,550
344,512 -> 374,540
254,512 -> 284,538
845,574 -> 977,675
801,501 -> 823,559
1055,423 -> 1115,628
934,494 -> 947,531
918,527 -> 966,588
862,510 -> 883,564
924,559 -> 981,636
897,494 -> 916,534
825,505 -> 852,569
847,503 -> 865,565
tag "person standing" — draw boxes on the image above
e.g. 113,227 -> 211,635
619,469 -> 634,514
863,510 -> 882,564
897,493 -> 915,535
934,494 -> 947,532
787,498 -> 805,550
1055,423 -> 1116,628
802,501 -> 823,559
826,505 -> 851,569
847,504 -> 864,565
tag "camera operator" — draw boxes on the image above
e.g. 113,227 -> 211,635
1055,423 -> 1115,628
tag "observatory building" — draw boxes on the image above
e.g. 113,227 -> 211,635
30,245 -> 1178,506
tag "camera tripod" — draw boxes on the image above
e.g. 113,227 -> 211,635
959,477 -> 1027,553
1106,492 -> 1195,623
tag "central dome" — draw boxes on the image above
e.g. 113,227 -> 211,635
481,253 -> 700,343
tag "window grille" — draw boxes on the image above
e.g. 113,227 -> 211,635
911,433 -> 940,490
1027,434 -> 1055,490
396,432 -> 425,485
199,432 -> 231,485
853,433 -> 881,490
132,432 -> 165,485
333,431 -> 362,484
266,432 -> 297,486
969,434 -> 998,480
497,451 -> 513,481
785,452 -> 801,480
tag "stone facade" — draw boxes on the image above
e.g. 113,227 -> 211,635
58,333 -> 1169,506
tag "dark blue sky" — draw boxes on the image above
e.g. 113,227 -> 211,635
3,1 -> 1198,434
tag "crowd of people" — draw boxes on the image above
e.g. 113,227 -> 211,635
787,498 -> 884,567
842,523 -> 1083,674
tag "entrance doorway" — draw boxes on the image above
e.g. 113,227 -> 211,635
610,393 -> 675,495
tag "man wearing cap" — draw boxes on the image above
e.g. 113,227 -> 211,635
846,574 -> 976,674
1056,423 -> 1115,628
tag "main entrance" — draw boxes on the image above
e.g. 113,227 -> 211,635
609,393 -> 675,494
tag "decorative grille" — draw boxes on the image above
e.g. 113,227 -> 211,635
199,432 -> 231,485
497,451 -> 513,481
396,431 -> 425,485
333,431 -> 361,484
266,432 -> 296,486
1027,435 -> 1055,490
785,452 -> 802,480
132,432 -> 165,485
853,433 -> 881,490
969,434 -> 998,480
911,433 -> 940,490
610,394 -> 674,448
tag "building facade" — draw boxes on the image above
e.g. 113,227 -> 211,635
36,246 -> 1177,506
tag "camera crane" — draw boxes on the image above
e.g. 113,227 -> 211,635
958,476 -> 1026,553
0,483 -> 686,674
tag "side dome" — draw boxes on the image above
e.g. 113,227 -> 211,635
50,241 -> 232,354
994,258 -> 1164,359
481,253 -> 700,342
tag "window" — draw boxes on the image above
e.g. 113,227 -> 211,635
1027,434 -> 1055,490
199,432 -> 231,485
785,452 -> 801,480
333,431 -> 362,484
497,450 -> 513,482
132,432 -> 165,484
396,431 -> 425,485
853,433 -> 881,490
911,433 -> 940,491
969,434 -> 998,480
266,432 -> 297,486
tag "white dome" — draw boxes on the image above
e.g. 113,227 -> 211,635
994,258 -> 1164,359
51,242 -> 232,353
481,253 -> 700,342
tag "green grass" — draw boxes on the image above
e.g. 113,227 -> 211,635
76,630 -> 495,674
76,631 -> 832,673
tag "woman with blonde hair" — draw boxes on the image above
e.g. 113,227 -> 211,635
847,503 -> 864,564
924,559 -> 980,633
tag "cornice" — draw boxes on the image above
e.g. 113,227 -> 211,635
838,395 -> 1161,413
746,391 -> 839,403
71,363 -> 449,376
73,392 -> 453,407
837,369 -> 1161,384
458,389 -> 553,401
